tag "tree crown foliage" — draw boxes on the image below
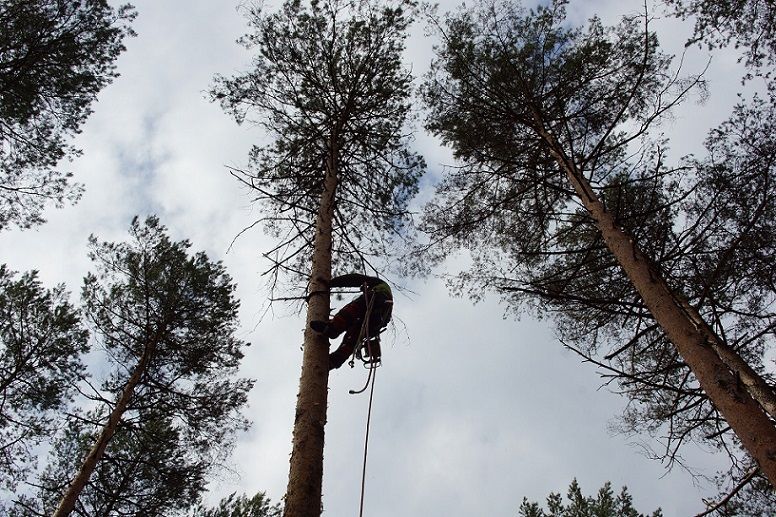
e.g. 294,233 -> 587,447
193,491 -> 282,517
212,0 -> 425,283
0,0 -> 136,230
82,215 -> 253,457
419,0 -> 774,499
0,266 -> 88,490
419,0 -> 696,274
13,217 -> 254,515
518,479 -> 662,517
663,0 -> 776,82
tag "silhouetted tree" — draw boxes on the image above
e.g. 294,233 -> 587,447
17,412 -> 207,516
193,491 -> 282,517
212,1 -> 423,515
0,267 -> 87,490
420,0 -> 776,485
45,216 -> 252,517
0,0 -> 135,230
663,0 -> 776,82
518,479 -> 662,517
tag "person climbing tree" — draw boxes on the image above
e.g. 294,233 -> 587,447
311,273 -> 393,369
212,1 -> 422,512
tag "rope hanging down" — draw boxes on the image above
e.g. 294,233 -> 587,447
347,283 -> 381,517
355,362 -> 377,517
348,283 -> 380,393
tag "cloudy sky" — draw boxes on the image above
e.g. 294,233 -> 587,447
0,0 -> 757,515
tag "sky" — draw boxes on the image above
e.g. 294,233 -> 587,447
0,0 -> 758,515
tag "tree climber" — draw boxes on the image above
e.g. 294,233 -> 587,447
311,273 -> 393,369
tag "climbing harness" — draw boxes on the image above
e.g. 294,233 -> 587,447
355,336 -> 382,367
348,283 -> 385,375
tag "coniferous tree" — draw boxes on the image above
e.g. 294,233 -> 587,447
212,1 -> 423,515
0,0 -> 136,230
46,216 -> 253,517
420,0 -> 776,485
673,98 -> 776,514
0,267 -> 87,491
653,1 -> 776,504
193,491 -> 282,517
17,412 -> 207,516
662,0 -> 776,81
518,479 -> 662,517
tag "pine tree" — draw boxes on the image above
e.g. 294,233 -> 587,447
212,1 -> 423,515
420,0 -> 776,484
0,0 -> 136,230
518,479 -> 662,517
0,267 -> 88,491
47,216 -> 253,517
193,491 -> 282,517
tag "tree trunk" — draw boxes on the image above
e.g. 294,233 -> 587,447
708,340 -> 776,420
664,286 -> 776,420
550,145 -> 776,484
283,138 -> 338,517
52,341 -> 156,517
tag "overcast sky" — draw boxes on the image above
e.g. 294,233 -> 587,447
0,0 -> 757,515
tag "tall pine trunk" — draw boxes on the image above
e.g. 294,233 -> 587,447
52,341 -> 157,517
704,329 -> 776,420
544,136 -> 776,483
284,138 -> 338,517
664,286 -> 776,420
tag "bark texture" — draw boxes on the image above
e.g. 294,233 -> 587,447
52,340 -> 157,517
672,286 -> 776,420
283,143 -> 338,517
708,337 -> 776,420
548,141 -> 776,483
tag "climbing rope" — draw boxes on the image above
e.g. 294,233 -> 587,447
353,286 -> 374,350
347,282 -> 381,516
348,362 -> 374,395
348,284 -> 379,371
356,363 -> 377,517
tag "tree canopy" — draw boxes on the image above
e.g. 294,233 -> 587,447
14,216 -> 253,516
193,491 -> 282,517
212,0 -> 424,284
420,0 -> 776,494
0,0 -> 135,230
518,479 -> 662,517
82,216 -> 252,444
0,267 -> 88,490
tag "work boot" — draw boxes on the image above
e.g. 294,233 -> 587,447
310,320 -> 329,334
